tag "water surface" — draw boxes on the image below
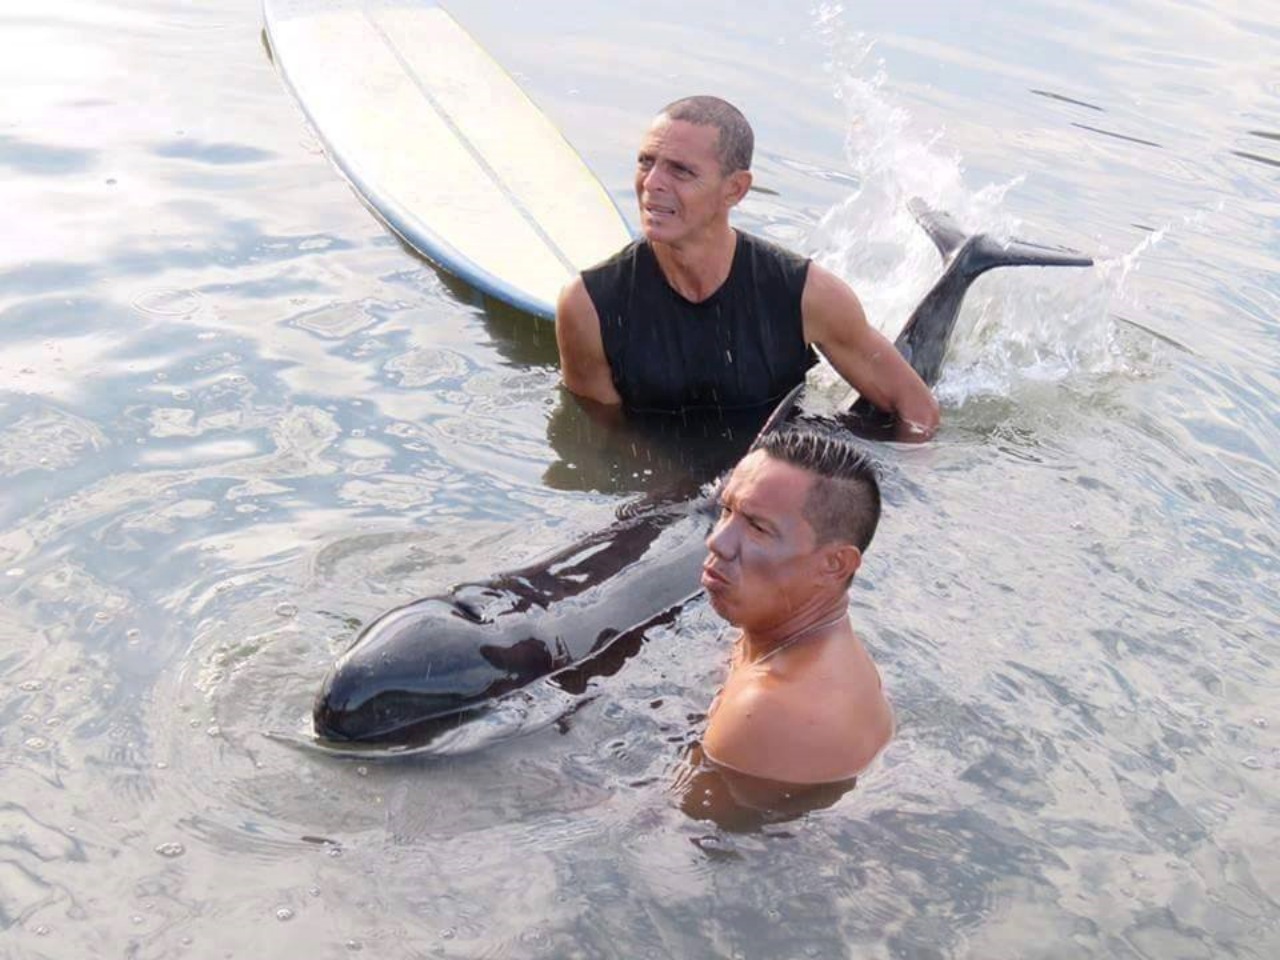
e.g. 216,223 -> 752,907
1,0 -> 1277,957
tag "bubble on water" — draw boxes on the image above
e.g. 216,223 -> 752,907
44,716 -> 62,727
24,736 -> 49,750
308,886 -> 321,897
275,907 -> 295,922
327,846 -> 342,858
19,679 -> 43,692
126,628 -> 142,641
155,760 -> 168,770
275,602 -> 298,618
189,718 -> 201,729
440,928 -> 456,940
1242,756 -> 1263,770
35,925 -> 51,936
346,940 -> 363,951
94,611 -> 110,622
1253,717 -> 1268,729
356,766 -> 369,777
132,914 -> 145,925
6,567 -> 24,577
155,842 -> 185,858
132,288 -> 203,318
181,936 -> 193,946
206,725 -> 221,737
172,389 -> 191,401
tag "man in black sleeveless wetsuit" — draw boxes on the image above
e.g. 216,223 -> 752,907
555,96 -> 939,440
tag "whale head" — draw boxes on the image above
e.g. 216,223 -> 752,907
313,593 -> 553,745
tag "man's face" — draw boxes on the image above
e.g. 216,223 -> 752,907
634,117 -> 747,246
701,451 -> 827,631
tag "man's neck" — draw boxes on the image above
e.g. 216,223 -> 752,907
739,596 -> 851,665
650,223 -> 738,303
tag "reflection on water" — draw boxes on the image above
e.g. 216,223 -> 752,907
675,744 -> 858,833
1,0 -> 1277,956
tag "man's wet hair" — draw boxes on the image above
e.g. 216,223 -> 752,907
661,96 -> 754,174
754,423 -> 881,553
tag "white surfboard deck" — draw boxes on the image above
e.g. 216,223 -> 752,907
263,0 -> 633,318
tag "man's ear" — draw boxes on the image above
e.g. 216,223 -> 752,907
821,543 -> 862,584
723,169 -> 752,208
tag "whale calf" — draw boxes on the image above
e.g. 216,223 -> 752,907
313,201 -> 1092,746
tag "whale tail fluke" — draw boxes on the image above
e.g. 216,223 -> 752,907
908,198 -> 969,262
838,200 -> 1093,425
908,197 -> 1093,274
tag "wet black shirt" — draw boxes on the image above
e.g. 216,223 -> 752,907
581,232 -> 815,414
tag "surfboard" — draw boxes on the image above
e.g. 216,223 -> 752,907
262,0 -> 634,318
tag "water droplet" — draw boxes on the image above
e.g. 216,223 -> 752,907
275,602 -> 298,618
155,842 -> 185,858
276,907 -> 295,922
1242,756 -> 1262,770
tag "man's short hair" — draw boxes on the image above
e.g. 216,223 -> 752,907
660,96 -> 754,174
754,423 -> 881,553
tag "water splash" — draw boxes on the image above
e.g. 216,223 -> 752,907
808,5 -> 1157,407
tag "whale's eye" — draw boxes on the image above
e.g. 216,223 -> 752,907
452,600 -> 485,623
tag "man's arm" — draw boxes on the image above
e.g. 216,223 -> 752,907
801,263 -> 940,441
555,277 -> 623,406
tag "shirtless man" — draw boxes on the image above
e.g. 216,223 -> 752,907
555,95 -> 938,439
698,425 -> 893,785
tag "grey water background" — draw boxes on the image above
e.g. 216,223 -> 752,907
2,0 -> 1277,956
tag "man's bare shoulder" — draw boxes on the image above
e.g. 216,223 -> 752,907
555,275 -> 597,329
705,660 -> 892,784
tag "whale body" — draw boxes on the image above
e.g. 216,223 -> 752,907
314,201 -> 1092,746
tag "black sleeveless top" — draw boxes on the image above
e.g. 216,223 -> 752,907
581,232 -> 816,413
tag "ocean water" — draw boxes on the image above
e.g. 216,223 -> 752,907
1,0 -> 1276,957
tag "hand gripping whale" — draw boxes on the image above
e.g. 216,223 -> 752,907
313,201 -> 1092,746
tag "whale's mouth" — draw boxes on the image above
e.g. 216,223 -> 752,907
313,686 -> 489,746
